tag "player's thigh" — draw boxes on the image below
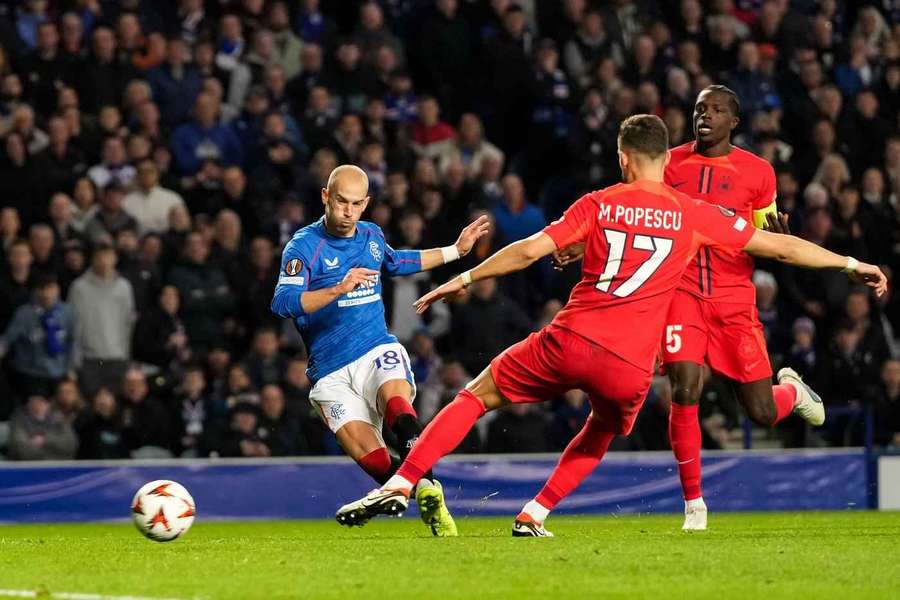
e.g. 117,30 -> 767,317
705,303 -> 773,384
465,365 -> 508,412
581,346 -> 654,436
662,291 -> 709,368
309,368 -> 383,440
359,343 -> 417,412
488,329 -> 570,408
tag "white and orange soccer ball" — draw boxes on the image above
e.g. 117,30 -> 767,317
131,480 -> 196,542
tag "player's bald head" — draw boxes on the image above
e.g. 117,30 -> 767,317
326,164 -> 369,200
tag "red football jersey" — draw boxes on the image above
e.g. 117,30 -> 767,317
543,180 -> 754,371
665,142 -> 776,304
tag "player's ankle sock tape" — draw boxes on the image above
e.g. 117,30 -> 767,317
536,419 -> 614,510
669,403 -> 702,501
385,396 -> 417,429
772,384 -> 797,424
396,389 -> 485,484
359,447 -> 393,484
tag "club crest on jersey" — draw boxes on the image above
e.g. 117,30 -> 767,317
369,241 -> 382,261
717,205 -> 737,218
284,258 -> 303,275
717,174 -> 734,192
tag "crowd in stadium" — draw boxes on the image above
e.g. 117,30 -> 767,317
0,0 -> 898,460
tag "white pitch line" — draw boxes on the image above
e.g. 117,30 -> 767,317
0,589 -> 194,600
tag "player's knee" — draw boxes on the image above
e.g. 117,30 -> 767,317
670,376 -> 701,406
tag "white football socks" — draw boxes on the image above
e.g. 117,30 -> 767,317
522,499 -> 550,523
383,474 -> 415,492
686,497 -> 706,511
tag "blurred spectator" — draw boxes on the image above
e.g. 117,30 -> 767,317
0,240 -> 34,329
411,95 -> 455,161
8,394 -> 78,460
87,136 -> 136,190
486,404 -> 549,453
268,2 -> 303,79
257,383 -> 303,456
218,401 -> 269,457
171,92 -> 243,176
438,113 -> 504,181
449,278 -> 531,376
85,183 -> 138,247
492,174 -> 545,245
119,366 -> 172,457
172,363 -> 214,457
168,232 -> 235,353
0,274 -> 74,398
147,37 -> 202,129
69,243 -> 134,396
871,359 -> 900,448
123,159 -> 186,235
549,390 -> 592,450
76,387 -> 129,459
242,326 -> 287,389
133,285 -> 190,369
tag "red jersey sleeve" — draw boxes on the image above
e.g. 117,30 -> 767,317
542,193 -> 596,248
752,160 -> 777,210
689,197 -> 755,251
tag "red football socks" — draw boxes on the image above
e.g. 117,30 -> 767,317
669,403 -> 703,501
384,395 -> 417,429
358,447 -> 393,484
535,418 -> 615,510
772,384 -> 797,424
396,389 -> 485,483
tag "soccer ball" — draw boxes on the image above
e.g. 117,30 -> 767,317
131,480 -> 196,542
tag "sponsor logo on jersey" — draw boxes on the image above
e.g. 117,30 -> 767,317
369,241 -> 382,261
324,256 -> 340,270
717,205 -> 736,217
284,258 -> 303,275
337,294 -> 381,307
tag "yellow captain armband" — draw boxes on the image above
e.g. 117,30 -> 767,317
752,201 -> 778,229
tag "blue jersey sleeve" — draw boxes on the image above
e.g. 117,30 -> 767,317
271,242 -> 312,319
381,233 -> 423,276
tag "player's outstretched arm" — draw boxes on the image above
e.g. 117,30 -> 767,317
744,229 -> 888,296
301,268 -> 380,313
417,215 -> 491,272
413,232 -> 558,314
272,267 -> 379,318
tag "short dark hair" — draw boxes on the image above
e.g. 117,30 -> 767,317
703,85 -> 741,116
618,114 -> 669,158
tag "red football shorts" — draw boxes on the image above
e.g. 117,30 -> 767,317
489,325 -> 653,435
662,290 -> 772,383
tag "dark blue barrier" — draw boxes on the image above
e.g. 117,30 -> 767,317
0,449 -> 867,523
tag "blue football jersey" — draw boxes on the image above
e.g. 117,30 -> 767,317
271,218 -> 422,384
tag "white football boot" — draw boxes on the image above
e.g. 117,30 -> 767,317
778,367 -> 825,426
682,497 -> 708,531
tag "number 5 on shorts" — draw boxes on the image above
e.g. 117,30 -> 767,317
666,325 -> 682,354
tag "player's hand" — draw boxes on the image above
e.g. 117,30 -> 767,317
763,212 -> 790,235
454,215 -> 491,257
334,268 -> 379,295
552,242 -> 585,271
413,277 -> 466,314
848,262 -> 889,297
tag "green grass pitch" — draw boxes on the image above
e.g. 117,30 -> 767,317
1,512 -> 899,600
